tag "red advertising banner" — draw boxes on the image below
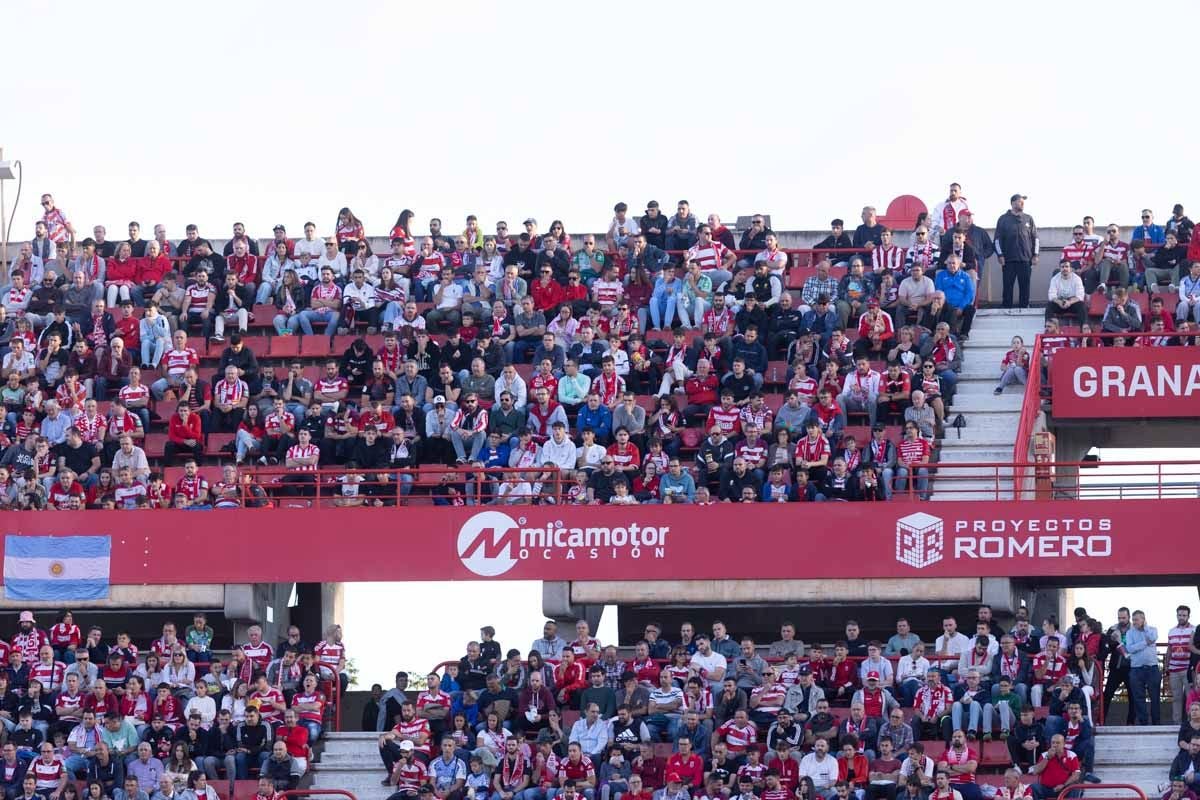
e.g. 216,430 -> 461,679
1,499 -> 1195,583
1051,346 -> 1200,418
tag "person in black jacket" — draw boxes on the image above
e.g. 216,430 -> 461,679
818,458 -> 859,501
204,709 -> 240,786
352,427 -> 391,499
235,708 -> 272,779
718,457 -> 761,502
1169,741 -> 1200,793
767,293 -> 805,358
814,219 -> 855,266
264,741 -> 298,790
86,742 -> 121,797
172,715 -> 210,765
737,217 -> 772,268
1007,705 -> 1046,770
993,195 -> 1039,310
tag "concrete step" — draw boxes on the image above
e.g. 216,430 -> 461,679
944,387 -> 1026,413
962,330 -> 1046,348
934,446 -> 1014,463
934,412 -> 1017,447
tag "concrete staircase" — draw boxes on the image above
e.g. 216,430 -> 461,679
1092,724 -> 1177,796
312,732 -> 392,799
932,308 -> 1045,501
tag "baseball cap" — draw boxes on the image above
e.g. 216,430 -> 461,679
667,774 -> 682,784
647,200 -> 660,209
1010,194 -> 1027,202
959,209 -> 973,217
867,298 -> 880,308
524,218 -> 537,226
399,740 -> 415,751
433,395 -> 446,405
273,224 -> 286,232
18,611 -> 33,623
797,665 -> 812,676
866,670 -> 880,681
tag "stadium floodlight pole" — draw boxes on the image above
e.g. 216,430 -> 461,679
0,148 -> 22,269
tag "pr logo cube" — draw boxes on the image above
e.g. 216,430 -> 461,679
895,512 -> 944,569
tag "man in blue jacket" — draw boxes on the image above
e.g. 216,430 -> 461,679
934,254 -> 977,339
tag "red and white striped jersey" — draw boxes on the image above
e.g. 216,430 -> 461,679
1100,240 -> 1129,263
31,757 -> 65,791
119,382 -> 151,406
175,475 -> 209,501
162,348 -> 199,378
898,438 -> 930,466
735,438 -> 768,465
314,639 -> 346,671
715,719 -> 757,753
242,641 -> 274,670
393,718 -> 433,755
706,406 -> 742,436
317,377 -> 349,397
250,687 -> 285,722
30,660 -> 66,692
265,411 -> 295,437
686,242 -> 730,270
415,253 -> 446,281
291,690 -> 326,723
394,759 -> 428,792
214,378 -> 248,406
788,375 -> 818,403
592,279 -> 623,307
287,444 -> 320,469
702,307 -> 735,335
43,208 -> 72,243
591,372 -> 625,405
185,283 -> 214,310
1060,241 -> 1094,265
106,413 -> 140,441
607,442 -> 640,470
75,412 -> 105,444
311,282 -> 342,303
794,434 -> 829,464
740,405 -> 773,432
872,245 -> 907,277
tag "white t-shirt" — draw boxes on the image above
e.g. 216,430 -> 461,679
689,651 -> 728,682
436,283 -> 464,309
294,239 -> 324,260
498,481 -> 532,504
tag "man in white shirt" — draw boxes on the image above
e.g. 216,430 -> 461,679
427,267 -> 464,329
798,737 -> 839,798
1045,261 -> 1086,326
934,617 -> 972,684
293,222 -> 324,260
689,634 -> 728,693
342,269 -> 378,331
540,421 -> 577,478
495,472 -> 532,505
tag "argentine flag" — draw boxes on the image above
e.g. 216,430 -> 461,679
3,536 -> 111,601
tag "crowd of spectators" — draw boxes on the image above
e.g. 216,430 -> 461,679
5,191 -> 1195,509
371,603 -> 1200,800
0,609 -> 346,800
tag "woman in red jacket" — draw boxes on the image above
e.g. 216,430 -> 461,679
136,240 -> 172,300
105,242 -> 139,307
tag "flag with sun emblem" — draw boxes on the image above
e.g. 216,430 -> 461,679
3,536 -> 111,600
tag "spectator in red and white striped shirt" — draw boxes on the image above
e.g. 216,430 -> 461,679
283,429 -> 320,496
896,423 -> 931,501
212,365 -> 249,433
685,226 -> 736,288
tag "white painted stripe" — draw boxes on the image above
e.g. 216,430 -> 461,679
2,556 -> 111,581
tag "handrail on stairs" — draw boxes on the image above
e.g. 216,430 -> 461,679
1056,784 -> 1148,800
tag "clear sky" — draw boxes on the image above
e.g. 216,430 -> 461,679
5,0 -> 1200,246
6,0 -> 1198,687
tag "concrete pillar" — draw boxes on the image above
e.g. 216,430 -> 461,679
321,582 -> 345,635
541,582 -> 603,637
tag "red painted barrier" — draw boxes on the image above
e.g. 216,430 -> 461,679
1051,344 -> 1200,418
3,496 -> 1197,583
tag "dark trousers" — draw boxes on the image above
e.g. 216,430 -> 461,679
1002,260 -> 1032,308
164,440 -> 204,464
1129,664 -> 1162,725
1045,301 -> 1087,327
1102,665 -> 1135,725
951,305 -> 977,336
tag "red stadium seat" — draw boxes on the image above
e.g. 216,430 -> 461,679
300,336 -> 332,358
268,336 -> 301,357
143,433 -> 167,458
331,335 -> 358,354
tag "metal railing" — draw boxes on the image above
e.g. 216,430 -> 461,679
1056,785 -> 1146,800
